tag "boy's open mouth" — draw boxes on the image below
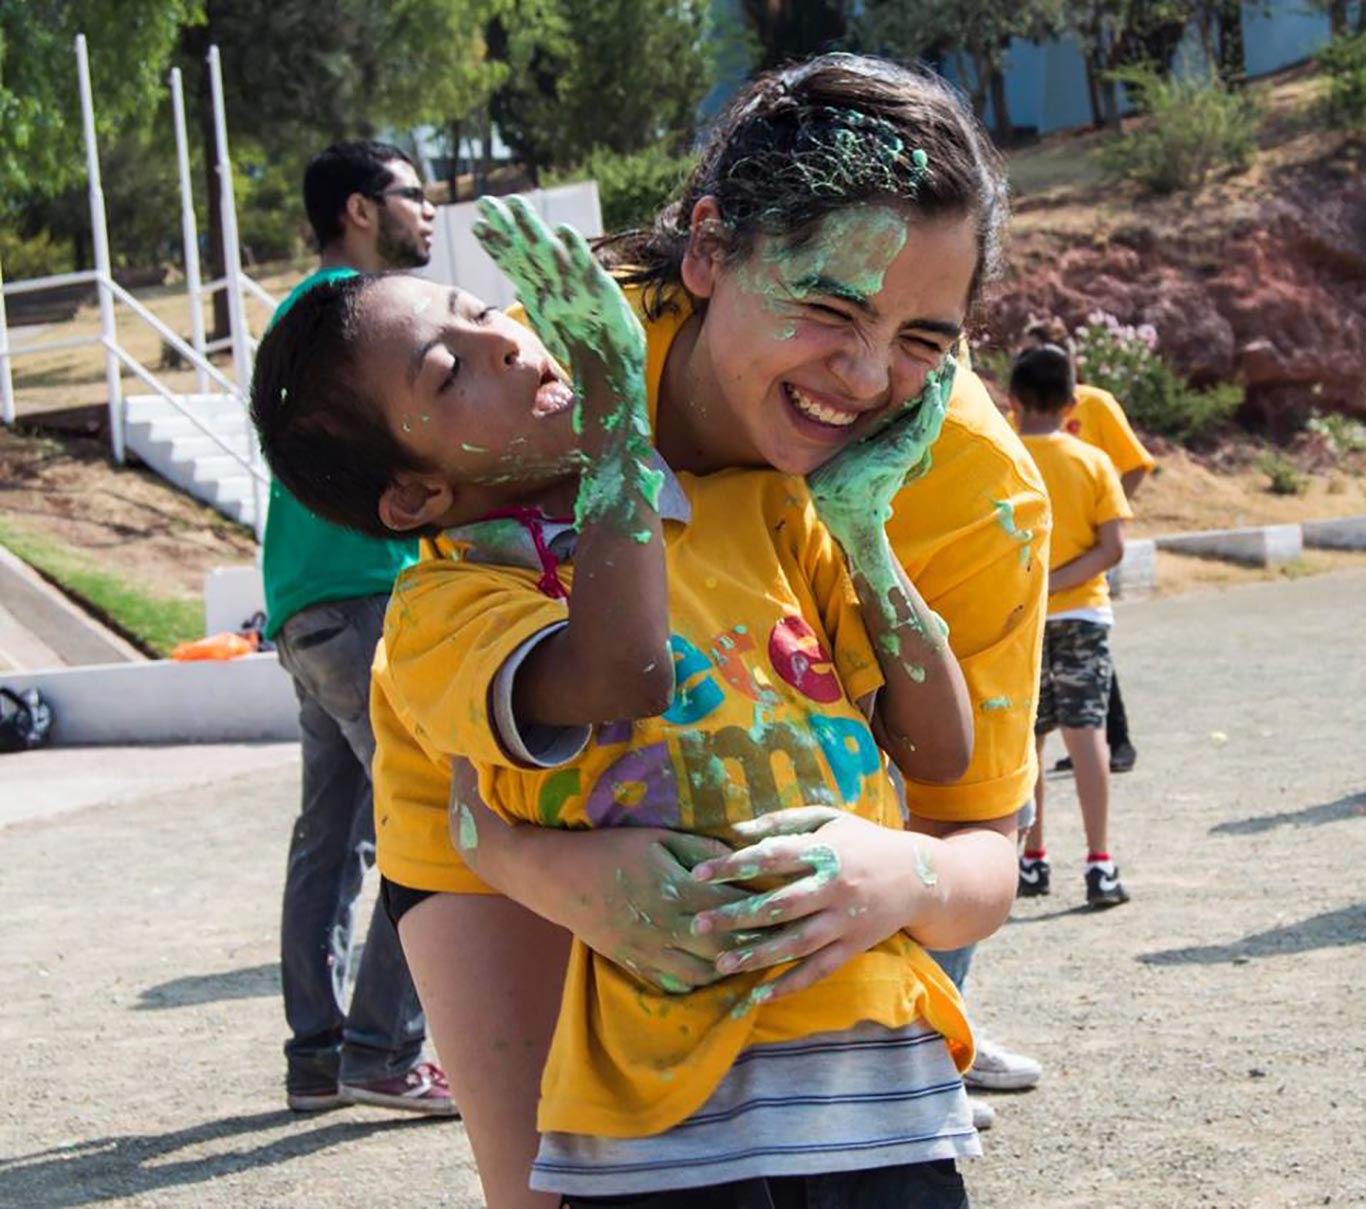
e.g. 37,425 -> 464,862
533,367 -> 575,418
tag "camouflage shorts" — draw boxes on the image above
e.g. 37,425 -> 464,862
1035,619 -> 1113,734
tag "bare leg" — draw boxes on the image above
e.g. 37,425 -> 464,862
1026,734 -> 1047,852
400,894 -> 569,1209
1060,725 -> 1110,854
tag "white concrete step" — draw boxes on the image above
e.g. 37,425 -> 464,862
123,390 -> 263,534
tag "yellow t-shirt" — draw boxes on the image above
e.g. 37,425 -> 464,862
373,470 -> 969,1137
1063,385 -> 1155,478
1020,432 -> 1132,616
886,365 -> 1050,820
373,287 -> 1048,880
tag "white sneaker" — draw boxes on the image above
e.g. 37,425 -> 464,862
964,1038 -> 1043,1091
969,1096 -> 996,1131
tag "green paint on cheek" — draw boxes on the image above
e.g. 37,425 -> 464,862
461,442 -> 488,453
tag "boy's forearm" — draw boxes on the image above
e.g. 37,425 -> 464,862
898,820 -> 1018,950
1048,542 -> 1122,594
1120,467 -> 1147,500
845,527 -> 972,785
515,431 -> 672,726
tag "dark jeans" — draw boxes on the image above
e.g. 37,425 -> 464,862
1107,671 -> 1132,750
275,594 -> 425,1091
560,1161 -> 968,1208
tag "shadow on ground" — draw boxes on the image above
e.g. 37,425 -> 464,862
135,963 -> 279,1010
1138,902 -> 1366,966
1209,791 -> 1366,837
0,1110 -> 443,1208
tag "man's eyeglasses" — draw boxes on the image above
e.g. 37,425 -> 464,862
372,185 -> 427,205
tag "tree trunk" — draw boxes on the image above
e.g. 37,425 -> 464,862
1357,0 -> 1365,35
953,50 -> 987,122
72,229 -> 90,272
447,116 -> 462,201
988,69 -> 1012,144
1329,0 -> 1348,37
1085,60 -> 1104,129
1216,0 -> 1246,83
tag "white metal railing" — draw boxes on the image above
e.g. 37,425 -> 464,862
0,35 -> 275,540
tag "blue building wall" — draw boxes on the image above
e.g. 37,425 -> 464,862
930,1 -> 1334,135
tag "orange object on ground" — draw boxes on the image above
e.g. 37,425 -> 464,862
170,631 -> 259,661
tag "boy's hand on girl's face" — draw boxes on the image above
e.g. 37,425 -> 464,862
686,808 -> 926,1003
807,355 -> 957,538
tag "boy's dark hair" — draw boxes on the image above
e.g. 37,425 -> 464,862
1023,316 -> 1070,347
1010,344 -> 1076,413
600,52 -> 1008,319
250,276 -> 429,539
304,141 -> 415,250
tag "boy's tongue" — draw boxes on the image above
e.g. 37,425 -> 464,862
534,378 -> 575,417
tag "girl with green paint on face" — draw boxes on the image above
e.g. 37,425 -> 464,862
389,54 -> 1047,1209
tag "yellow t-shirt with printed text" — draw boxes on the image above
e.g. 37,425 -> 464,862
373,470 -> 969,1137
1021,432 -> 1132,616
372,285 -> 1049,880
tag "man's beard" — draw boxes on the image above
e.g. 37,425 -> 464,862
377,208 -> 430,269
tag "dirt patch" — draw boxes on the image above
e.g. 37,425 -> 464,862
0,424 -> 256,599
1128,439 -> 1366,538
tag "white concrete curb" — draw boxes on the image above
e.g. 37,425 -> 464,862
3,652 -> 298,744
1153,523 -> 1303,567
1301,516 -> 1366,551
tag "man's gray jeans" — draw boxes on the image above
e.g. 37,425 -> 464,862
274,593 -> 425,1091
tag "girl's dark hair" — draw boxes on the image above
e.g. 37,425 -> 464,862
601,53 -> 1008,319
250,276 -> 429,540
1010,344 -> 1075,413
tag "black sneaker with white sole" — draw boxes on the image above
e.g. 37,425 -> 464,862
1085,862 -> 1130,908
1018,855 -> 1051,897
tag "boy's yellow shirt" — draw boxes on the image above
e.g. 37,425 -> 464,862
1020,432 -> 1133,616
1065,385 -> 1156,477
373,469 -> 970,1137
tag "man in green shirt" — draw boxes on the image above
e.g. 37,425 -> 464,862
264,140 -> 453,1115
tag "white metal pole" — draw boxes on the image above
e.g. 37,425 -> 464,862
169,66 -> 208,395
0,253 -> 15,427
207,45 -> 265,539
76,33 -> 125,462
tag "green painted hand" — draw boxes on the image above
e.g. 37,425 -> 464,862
806,355 -> 957,546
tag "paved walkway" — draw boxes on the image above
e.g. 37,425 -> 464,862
1,572 -> 1363,1208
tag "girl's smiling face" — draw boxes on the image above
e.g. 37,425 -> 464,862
678,201 -> 977,476
356,275 -> 581,525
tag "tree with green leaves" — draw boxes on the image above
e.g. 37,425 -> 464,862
178,0 -> 496,334
0,0 -> 202,201
858,0 -> 1062,143
488,0 -> 712,180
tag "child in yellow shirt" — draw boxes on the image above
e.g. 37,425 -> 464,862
250,222 -> 987,1203
1010,344 -> 1133,908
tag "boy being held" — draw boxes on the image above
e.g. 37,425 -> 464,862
1010,344 -> 1132,908
251,200 -> 1006,1204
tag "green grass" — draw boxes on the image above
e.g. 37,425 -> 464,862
0,518 -> 202,658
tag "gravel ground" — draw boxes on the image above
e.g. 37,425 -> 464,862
2,570 -> 1363,1209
